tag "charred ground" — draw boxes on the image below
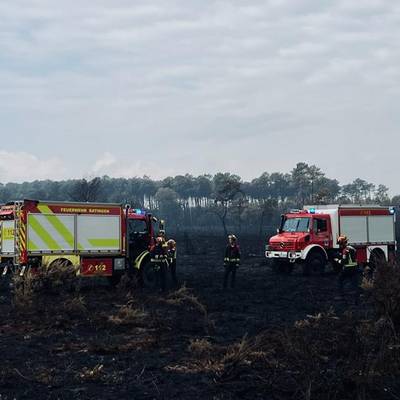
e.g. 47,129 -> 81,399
0,235 -> 399,400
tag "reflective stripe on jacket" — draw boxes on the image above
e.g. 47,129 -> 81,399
151,259 -> 167,263
344,255 -> 357,269
167,248 -> 177,261
341,247 -> 358,270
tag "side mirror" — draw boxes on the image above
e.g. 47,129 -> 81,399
159,219 -> 165,231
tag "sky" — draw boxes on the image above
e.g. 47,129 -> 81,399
0,0 -> 399,193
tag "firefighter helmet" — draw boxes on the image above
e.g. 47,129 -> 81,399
167,239 -> 176,247
228,234 -> 237,242
337,235 -> 348,245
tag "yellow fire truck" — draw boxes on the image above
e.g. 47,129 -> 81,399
0,199 -> 160,284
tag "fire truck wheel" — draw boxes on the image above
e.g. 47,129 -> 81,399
369,249 -> 386,273
141,260 -> 157,289
303,253 -> 326,276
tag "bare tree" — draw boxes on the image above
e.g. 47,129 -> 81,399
210,173 -> 242,236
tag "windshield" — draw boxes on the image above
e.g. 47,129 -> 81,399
128,219 -> 148,237
282,217 -> 310,232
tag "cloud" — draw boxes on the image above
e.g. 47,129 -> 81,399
92,152 -> 117,173
0,149 -> 175,183
0,150 -> 67,183
91,152 -> 174,180
0,0 -> 399,192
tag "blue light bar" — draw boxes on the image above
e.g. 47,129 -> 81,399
135,209 -> 144,215
308,208 -> 316,214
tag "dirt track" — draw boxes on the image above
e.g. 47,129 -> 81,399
0,237 -> 390,400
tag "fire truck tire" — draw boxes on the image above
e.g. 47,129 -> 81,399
303,253 -> 326,276
369,249 -> 386,273
48,258 -> 71,269
141,260 -> 157,289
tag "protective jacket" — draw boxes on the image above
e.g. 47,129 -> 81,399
224,244 -> 241,266
338,246 -> 358,271
150,243 -> 167,269
167,246 -> 177,264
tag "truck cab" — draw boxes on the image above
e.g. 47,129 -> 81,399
125,208 -> 162,286
127,209 -> 155,260
269,211 -> 333,253
267,210 -> 333,273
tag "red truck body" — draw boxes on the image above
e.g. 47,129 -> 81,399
266,205 -> 396,271
0,200 -> 158,279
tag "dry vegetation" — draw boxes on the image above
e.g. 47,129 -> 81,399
12,261 -> 80,309
1,254 -> 400,399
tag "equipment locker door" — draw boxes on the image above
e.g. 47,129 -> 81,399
368,215 -> 395,243
27,213 -> 75,252
340,216 -> 368,244
1,220 -> 16,255
76,215 -> 121,252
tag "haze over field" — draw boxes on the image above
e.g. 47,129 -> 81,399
0,1 -> 399,191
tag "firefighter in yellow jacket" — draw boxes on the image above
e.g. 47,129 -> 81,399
335,235 -> 360,298
150,236 -> 168,292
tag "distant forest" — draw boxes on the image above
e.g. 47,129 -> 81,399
1,162 -> 398,236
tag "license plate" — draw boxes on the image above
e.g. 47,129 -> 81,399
81,258 -> 113,276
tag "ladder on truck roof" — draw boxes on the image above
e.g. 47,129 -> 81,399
305,204 -> 389,210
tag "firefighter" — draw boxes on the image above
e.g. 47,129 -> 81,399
335,235 -> 360,300
166,239 -> 178,287
150,236 -> 168,292
223,234 -> 241,289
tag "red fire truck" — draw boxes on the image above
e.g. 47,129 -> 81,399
0,199 -> 162,285
265,205 -> 396,274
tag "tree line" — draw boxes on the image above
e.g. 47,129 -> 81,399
0,162 -> 397,236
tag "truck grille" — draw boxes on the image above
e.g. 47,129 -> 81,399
270,242 -> 296,251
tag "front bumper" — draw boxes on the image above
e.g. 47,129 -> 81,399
265,250 -> 302,261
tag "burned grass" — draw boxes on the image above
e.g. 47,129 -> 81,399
1,251 -> 400,399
